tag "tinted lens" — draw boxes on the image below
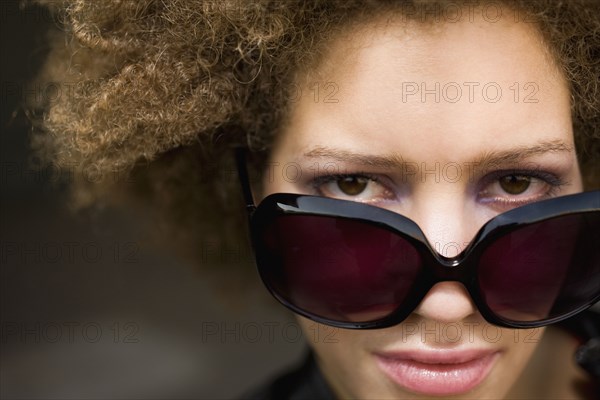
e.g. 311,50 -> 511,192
256,215 -> 423,323
478,213 -> 600,323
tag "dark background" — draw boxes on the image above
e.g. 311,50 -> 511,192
0,1 -> 305,398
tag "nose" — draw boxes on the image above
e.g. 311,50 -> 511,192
406,190 -> 483,256
413,282 -> 477,322
407,193 -> 482,322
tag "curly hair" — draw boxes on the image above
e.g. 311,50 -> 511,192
28,0 -> 600,271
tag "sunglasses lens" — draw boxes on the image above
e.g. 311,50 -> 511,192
478,213 -> 600,323
257,215 -> 423,323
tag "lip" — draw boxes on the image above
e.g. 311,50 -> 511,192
374,349 -> 500,396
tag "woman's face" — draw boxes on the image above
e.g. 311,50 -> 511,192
263,9 -> 583,400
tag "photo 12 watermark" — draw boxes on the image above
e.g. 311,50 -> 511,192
1,79 -> 342,107
198,320 -> 542,345
0,241 -> 140,265
1,321 -> 141,344
200,321 -> 339,344
394,321 -> 544,344
400,81 -> 539,104
247,158 -> 549,186
395,1 -> 538,24
198,241 -> 254,266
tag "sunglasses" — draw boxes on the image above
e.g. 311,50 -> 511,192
235,150 -> 600,329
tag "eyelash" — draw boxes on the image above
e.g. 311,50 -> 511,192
477,169 -> 568,205
310,172 -> 389,194
310,172 -> 381,186
308,169 -> 568,204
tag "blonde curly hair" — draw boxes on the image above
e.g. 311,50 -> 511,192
28,0 -> 600,269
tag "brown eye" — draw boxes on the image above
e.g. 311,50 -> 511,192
337,176 -> 368,195
499,175 -> 531,194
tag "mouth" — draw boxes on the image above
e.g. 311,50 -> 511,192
374,349 -> 500,396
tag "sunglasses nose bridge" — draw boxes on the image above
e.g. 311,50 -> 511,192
428,255 -> 470,285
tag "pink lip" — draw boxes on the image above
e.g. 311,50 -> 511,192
374,349 -> 500,396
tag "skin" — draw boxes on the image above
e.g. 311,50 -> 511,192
262,8 -> 587,400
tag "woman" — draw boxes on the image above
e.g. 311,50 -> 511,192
31,0 -> 599,398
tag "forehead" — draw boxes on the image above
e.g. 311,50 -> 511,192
276,10 -> 573,163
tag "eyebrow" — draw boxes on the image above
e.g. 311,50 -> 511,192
302,140 -> 574,168
475,140 -> 573,167
303,147 -> 404,168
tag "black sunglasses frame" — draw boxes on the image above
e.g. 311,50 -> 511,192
235,149 -> 600,329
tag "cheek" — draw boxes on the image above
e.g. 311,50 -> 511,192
482,327 -> 546,397
497,327 -> 545,373
296,316 -> 371,378
297,316 -> 385,398
296,316 -> 361,359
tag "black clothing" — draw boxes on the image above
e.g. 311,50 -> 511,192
240,351 -> 336,400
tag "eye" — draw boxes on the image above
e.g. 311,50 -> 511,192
479,171 -> 566,210
498,175 -> 531,195
337,176 -> 368,195
310,173 -> 395,203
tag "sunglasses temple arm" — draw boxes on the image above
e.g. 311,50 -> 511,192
234,147 -> 257,214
